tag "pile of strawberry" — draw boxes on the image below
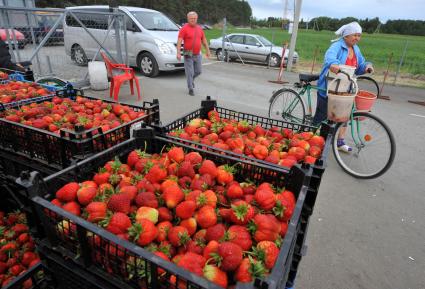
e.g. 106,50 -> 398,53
0,72 -> 8,80
50,146 -> 297,288
169,110 -> 326,168
1,96 -> 145,135
0,81 -> 51,104
0,211 -> 40,288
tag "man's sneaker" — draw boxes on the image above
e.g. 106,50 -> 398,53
337,139 -> 352,153
188,89 -> 195,96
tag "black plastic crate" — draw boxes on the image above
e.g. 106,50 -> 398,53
0,87 -> 160,169
153,96 -> 334,217
20,129 -> 313,289
2,262 -> 51,289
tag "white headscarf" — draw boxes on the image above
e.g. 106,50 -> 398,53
331,21 -> 362,42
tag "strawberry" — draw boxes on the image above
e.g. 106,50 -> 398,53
195,206 -> 217,229
9,264 -> 24,276
184,152 -> 203,166
168,147 -> 185,163
186,239 -> 205,255
280,221 -> 288,237
226,225 -> 252,251
273,194 -> 295,222
162,185 -> 184,208
56,182 -> 79,202
105,212 -> 131,235
157,207 -> 173,222
175,201 -> 196,219
0,261 -> 7,274
62,201 -> 81,216
229,200 -> 255,225
203,240 -> 219,260
135,192 -> 158,208
127,150 -> 148,168
156,221 -> 172,242
248,214 -> 281,242
216,165 -> 234,185
254,187 -> 276,210
77,186 -> 97,206
216,242 -> 243,271
208,110 -> 220,123
11,223 -> 28,235
180,218 -> 197,236
17,233 -> 30,245
197,190 -> 217,208
177,161 -> 196,178
86,202 -> 107,223
253,144 -> 269,160
203,264 -> 228,288
135,207 -> 159,224
128,219 -> 158,246
226,182 -> 243,199
21,252 -> 37,267
178,252 -> 206,276
107,193 -> 131,214
235,257 -> 267,283
119,186 -> 138,201
168,226 -> 190,247
205,223 -> 226,242
199,160 -> 218,178
145,165 -> 167,184
255,241 -> 279,269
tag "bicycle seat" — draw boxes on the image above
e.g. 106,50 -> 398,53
299,74 -> 319,83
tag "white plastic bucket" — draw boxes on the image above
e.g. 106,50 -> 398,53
327,65 -> 356,93
88,61 -> 109,91
327,75 -> 358,122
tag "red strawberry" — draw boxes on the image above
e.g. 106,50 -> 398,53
21,252 -> 37,267
195,206 -> 217,229
216,242 -> 243,272
127,150 -> 147,168
180,218 -> 197,236
158,207 -> 173,222
135,192 -> 158,208
0,261 -> 7,274
177,161 -> 195,178
9,264 -> 24,276
56,182 -> 79,202
105,212 -> 131,235
230,200 -> 255,225
186,239 -> 204,255
208,110 -> 220,123
168,147 -> 185,163
107,193 -> 131,214
249,214 -> 281,242
156,221 -> 172,242
255,241 -> 279,269
205,223 -> 226,242
203,240 -> 219,260
168,226 -> 190,247
62,201 -> 81,216
77,186 -> 97,206
253,144 -> 269,160
178,252 -> 206,276
274,194 -> 295,222
184,152 -> 202,165
11,223 -> 28,235
175,201 -> 196,219
128,219 -> 158,246
203,264 -> 228,288
145,165 -> 167,184
199,160 -> 218,178
254,187 -> 276,210
235,257 -> 267,283
280,221 -> 288,237
226,183 -> 243,199
135,207 -> 159,224
86,202 -> 107,223
17,233 -> 30,245
227,225 -> 252,251
163,185 -> 184,208
216,165 -> 234,185
50,198 -> 63,207
119,186 -> 138,201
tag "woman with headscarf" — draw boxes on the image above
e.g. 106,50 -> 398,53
313,21 -> 374,152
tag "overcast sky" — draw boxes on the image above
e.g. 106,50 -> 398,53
247,0 -> 425,22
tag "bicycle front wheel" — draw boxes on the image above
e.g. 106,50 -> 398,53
332,112 -> 396,179
268,88 -> 306,124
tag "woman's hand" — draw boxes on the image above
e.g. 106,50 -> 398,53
329,64 -> 340,74
366,65 -> 374,74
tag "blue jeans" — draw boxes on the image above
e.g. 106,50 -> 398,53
312,94 -> 327,126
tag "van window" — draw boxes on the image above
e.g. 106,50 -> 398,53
65,10 -> 109,30
131,11 -> 178,31
125,15 -> 140,32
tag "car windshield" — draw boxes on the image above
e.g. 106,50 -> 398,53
131,11 -> 179,31
258,36 -> 273,46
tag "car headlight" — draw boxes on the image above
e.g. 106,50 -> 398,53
154,39 -> 175,55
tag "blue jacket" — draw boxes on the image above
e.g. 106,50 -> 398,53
317,38 -> 370,98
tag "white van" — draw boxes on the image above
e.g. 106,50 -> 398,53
64,6 -> 184,77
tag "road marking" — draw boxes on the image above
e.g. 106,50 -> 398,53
202,62 -> 218,66
409,114 -> 425,118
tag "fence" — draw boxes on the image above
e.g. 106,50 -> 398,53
0,6 -> 128,87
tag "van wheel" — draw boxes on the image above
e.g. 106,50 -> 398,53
72,45 -> 88,66
138,52 -> 159,77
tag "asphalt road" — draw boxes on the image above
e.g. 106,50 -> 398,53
86,59 -> 425,289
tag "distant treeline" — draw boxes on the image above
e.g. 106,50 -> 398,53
251,16 -> 425,36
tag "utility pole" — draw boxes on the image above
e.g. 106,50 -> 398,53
286,0 -> 302,71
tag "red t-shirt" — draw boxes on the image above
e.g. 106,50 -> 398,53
178,24 -> 205,55
345,52 -> 357,67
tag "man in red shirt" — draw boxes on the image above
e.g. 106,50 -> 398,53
177,11 -> 210,96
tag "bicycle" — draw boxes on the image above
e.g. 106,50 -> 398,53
268,72 -> 395,179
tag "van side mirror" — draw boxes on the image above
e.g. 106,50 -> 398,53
128,24 -> 140,32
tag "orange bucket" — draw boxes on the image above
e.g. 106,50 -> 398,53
355,90 -> 377,111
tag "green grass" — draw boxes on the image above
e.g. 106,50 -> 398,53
204,28 -> 425,75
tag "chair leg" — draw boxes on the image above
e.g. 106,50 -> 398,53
134,77 -> 141,100
109,80 -> 114,98
113,79 -> 123,101
129,79 -> 134,95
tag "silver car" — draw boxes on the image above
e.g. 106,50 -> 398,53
209,33 -> 298,67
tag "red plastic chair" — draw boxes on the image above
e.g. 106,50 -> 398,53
101,52 -> 141,101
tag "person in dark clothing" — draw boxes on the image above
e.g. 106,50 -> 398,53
0,39 -> 25,73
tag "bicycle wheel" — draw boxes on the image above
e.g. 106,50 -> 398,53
357,76 -> 380,97
268,88 -> 306,124
332,112 -> 396,179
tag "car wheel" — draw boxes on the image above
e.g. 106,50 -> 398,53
216,48 -> 224,61
138,52 -> 159,77
268,53 -> 281,67
72,45 -> 88,66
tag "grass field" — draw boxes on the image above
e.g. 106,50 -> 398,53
204,28 -> 425,78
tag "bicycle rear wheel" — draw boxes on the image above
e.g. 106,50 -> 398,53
357,76 -> 380,97
332,112 -> 396,179
268,88 -> 306,124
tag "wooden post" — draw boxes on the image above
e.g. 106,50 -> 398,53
379,52 -> 393,100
